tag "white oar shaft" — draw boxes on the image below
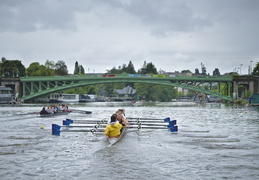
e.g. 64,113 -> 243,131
61,129 -> 104,133
127,117 -> 168,120
129,125 -> 169,129
129,122 -> 168,126
61,124 -> 106,128
128,120 -> 167,123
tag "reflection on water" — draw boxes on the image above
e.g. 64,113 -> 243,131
0,102 -> 258,180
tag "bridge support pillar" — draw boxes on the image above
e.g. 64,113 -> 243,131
233,76 -> 259,98
0,77 -> 21,98
233,81 -> 239,99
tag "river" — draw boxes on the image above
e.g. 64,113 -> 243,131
0,102 -> 258,180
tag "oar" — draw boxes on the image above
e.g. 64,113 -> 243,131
127,117 -> 171,122
52,124 -> 105,135
65,119 -> 107,124
60,124 -> 107,128
71,109 -> 92,114
129,122 -> 170,126
64,118 -> 107,125
61,129 -> 104,133
128,125 -> 178,131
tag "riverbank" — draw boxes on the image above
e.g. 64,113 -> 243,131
233,99 -> 251,106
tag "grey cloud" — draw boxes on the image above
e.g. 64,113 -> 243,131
1,0 -> 259,35
0,0 -> 95,32
0,0 -> 212,34
103,0 -> 212,36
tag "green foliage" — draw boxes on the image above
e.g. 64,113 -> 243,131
74,61 -> 79,74
55,60 -> 68,75
45,60 -> 55,69
107,61 -> 136,74
27,60 -> 69,76
181,70 -> 192,73
134,83 -> 178,102
79,65 -> 85,74
127,61 -> 136,74
27,62 -> 55,76
74,61 -> 85,75
138,61 -> 158,74
0,59 -> 26,77
1,57 -> 6,62
252,62 -> 259,76
195,68 -> 200,74
201,66 -> 207,75
63,86 -> 95,94
244,90 -> 252,98
213,68 -> 220,76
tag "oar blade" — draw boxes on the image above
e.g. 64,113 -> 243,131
168,120 -> 176,126
52,124 -> 61,135
170,126 -> 178,132
164,117 -> 170,122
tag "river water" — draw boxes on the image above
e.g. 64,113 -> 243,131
0,102 -> 258,180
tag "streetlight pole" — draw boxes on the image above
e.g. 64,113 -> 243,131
249,61 -> 253,75
240,64 -> 243,75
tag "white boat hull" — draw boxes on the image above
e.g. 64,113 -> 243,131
107,127 -> 126,147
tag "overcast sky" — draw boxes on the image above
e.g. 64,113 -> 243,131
0,0 -> 258,75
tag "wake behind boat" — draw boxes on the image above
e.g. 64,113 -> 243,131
108,126 -> 126,147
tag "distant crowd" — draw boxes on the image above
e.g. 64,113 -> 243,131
40,104 -> 69,115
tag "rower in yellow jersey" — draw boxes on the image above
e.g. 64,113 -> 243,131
105,114 -> 123,144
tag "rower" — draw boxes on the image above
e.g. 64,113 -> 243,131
105,114 -> 122,139
116,109 -> 129,128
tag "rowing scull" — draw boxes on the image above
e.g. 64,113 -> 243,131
108,126 -> 127,147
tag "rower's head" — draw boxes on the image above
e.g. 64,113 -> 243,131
110,114 -> 117,122
116,111 -> 123,119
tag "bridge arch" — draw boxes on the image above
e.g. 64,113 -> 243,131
20,74 -> 234,102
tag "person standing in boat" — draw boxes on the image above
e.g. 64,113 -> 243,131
105,114 -> 123,139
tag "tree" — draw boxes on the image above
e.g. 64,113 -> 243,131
195,68 -> 200,74
1,57 -> 6,62
45,60 -> 55,69
252,62 -> 259,76
27,62 -> 41,76
201,63 -> 207,75
74,61 -> 79,74
138,61 -> 158,74
121,63 -> 127,73
107,61 -> 136,74
0,60 -> 26,77
108,66 -> 119,74
127,61 -> 136,74
55,60 -> 68,75
27,61 -> 55,76
134,83 -> 178,101
44,60 -> 55,76
79,65 -> 85,74
181,70 -> 192,74
74,61 -> 85,75
139,61 -> 147,74
146,62 -> 158,74
213,68 -> 220,76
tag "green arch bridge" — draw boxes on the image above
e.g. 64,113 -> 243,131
20,74 -> 234,102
